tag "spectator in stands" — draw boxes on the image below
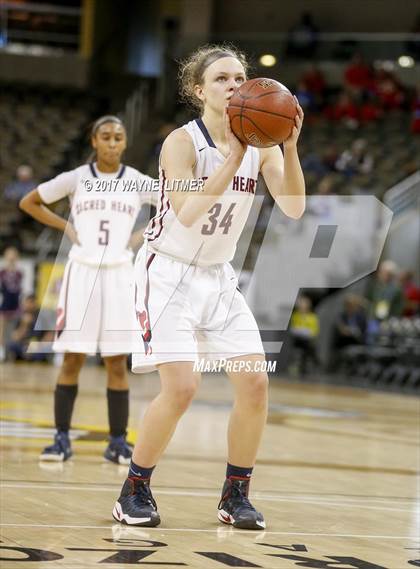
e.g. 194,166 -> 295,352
411,85 -> 420,134
0,246 -> 23,361
335,138 -> 374,178
360,92 -> 383,123
289,295 -> 319,375
329,294 -> 367,372
308,176 -> 339,222
286,12 -> 319,58
6,294 -> 52,361
333,294 -> 367,350
366,260 -> 404,324
301,64 -> 326,109
373,69 -> 405,110
4,165 -> 37,201
295,80 -> 316,112
399,269 -> 420,317
326,91 -> 359,128
344,53 -> 372,97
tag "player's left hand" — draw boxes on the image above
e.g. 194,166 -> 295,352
283,97 -> 304,149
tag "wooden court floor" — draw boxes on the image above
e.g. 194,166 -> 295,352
0,361 -> 419,568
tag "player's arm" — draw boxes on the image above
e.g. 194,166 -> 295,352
260,102 -> 306,220
162,114 -> 246,227
128,226 -> 148,252
19,188 -> 79,244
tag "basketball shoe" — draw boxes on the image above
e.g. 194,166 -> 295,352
113,477 -> 160,527
218,477 -> 266,530
39,431 -> 72,462
104,435 -> 133,465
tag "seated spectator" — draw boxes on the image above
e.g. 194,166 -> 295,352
302,64 -> 326,96
308,176 -> 339,222
289,295 -> 319,375
333,294 -> 367,350
399,269 -> 420,317
0,246 -> 23,361
4,165 -> 37,201
325,91 -> 359,128
344,53 -> 373,97
286,11 -> 319,58
365,260 -> 404,340
7,295 -> 53,362
335,138 -> 374,177
295,80 -> 316,112
359,93 -> 383,123
373,69 -> 405,110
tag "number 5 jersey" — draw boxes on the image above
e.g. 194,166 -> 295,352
38,163 -> 156,267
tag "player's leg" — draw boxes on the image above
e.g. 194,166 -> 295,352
103,354 -> 133,465
217,354 -> 268,530
40,352 -> 86,462
113,362 -> 200,526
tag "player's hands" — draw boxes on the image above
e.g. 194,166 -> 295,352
225,107 -> 247,161
64,223 -> 80,245
283,97 -> 304,149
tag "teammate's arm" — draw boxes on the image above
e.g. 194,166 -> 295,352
260,102 -> 306,220
162,111 -> 247,227
19,189 -> 79,244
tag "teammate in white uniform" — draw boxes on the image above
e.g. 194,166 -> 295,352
113,46 -> 305,529
20,116 -> 156,464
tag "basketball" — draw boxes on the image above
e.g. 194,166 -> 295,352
227,78 -> 297,147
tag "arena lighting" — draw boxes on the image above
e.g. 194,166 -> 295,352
259,54 -> 277,67
398,55 -> 415,68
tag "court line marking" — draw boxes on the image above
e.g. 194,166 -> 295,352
1,483 -> 416,513
0,523 -> 415,540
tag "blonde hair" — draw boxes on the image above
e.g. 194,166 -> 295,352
179,44 -> 249,112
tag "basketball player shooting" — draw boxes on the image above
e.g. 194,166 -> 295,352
113,45 -> 305,530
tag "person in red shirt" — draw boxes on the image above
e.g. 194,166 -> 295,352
344,53 -> 372,95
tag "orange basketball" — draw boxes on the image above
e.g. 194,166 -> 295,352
227,78 -> 297,147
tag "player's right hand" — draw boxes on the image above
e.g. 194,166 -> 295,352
64,223 -> 80,245
224,108 -> 247,160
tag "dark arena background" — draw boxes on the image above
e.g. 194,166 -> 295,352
0,1 -> 419,568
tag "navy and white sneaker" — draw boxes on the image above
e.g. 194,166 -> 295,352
112,477 -> 160,527
218,477 -> 266,530
104,436 -> 133,465
39,431 -> 72,462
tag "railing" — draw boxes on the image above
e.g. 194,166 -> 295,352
384,171 -> 420,216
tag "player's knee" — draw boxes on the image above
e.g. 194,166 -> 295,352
168,381 -> 198,413
61,353 -> 85,379
105,356 -> 127,387
243,372 -> 269,410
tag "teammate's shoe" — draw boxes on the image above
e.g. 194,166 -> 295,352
112,477 -> 161,527
39,431 -> 72,462
104,436 -> 133,465
217,477 -> 266,530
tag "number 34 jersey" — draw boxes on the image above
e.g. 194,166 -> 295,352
145,119 -> 260,266
37,163 -> 156,266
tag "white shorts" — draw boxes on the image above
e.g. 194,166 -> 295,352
53,259 -> 137,356
131,245 -> 264,373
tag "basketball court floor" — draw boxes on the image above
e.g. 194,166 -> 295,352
0,361 -> 419,568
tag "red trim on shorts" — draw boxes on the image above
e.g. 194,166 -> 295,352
145,170 -> 170,242
135,253 -> 155,355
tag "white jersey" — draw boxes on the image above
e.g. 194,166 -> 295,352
144,119 -> 259,266
38,163 -> 157,266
